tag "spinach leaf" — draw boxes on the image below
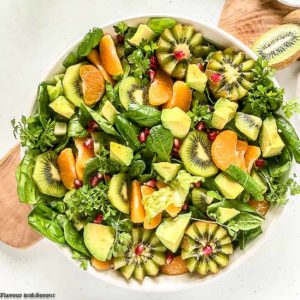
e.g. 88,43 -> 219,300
63,28 -> 103,68
115,115 -> 141,151
68,115 -> 87,138
145,125 -> 173,162
37,82 -> 51,128
232,212 -> 263,230
237,226 -> 263,250
48,200 -> 66,213
28,204 -> 65,244
128,159 -> 146,177
148,18 -> 177,34
124,104 -> 161,127
54,135 -> 70,153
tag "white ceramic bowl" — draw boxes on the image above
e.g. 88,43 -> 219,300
32,14 -> 292,292
277,0 -> 300,7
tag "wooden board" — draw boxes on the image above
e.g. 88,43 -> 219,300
219,0 -> 294,47
0,144 -> 41,248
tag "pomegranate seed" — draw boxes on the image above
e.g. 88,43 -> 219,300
149,55 -> 158,69
165,251 -> 174,264
173,138 -> 181,150
138,131 -> 147,143
171,149 -> 180,158
202,244 -> 213,256
182,202 -> 189,211
86,120 -> 98,132
255,159 -> 266,168
198,63 -> 204,71
74,179 -> 83,189
195,121 -> 206,132
144,128 -> 151,137
193,181 -> 202,188
96,173 -> 104,180
135,244 -> 145,256
148,69 -> 157,82
93,213 -> 103,224
210,73 -> 222,83
174,50 -> 185,60
83,138 -> 94,149
208,131 -> 219,142
104,174 -> 112,182
116,34 -> 124,44
90,175 -> 99,187
144,179 -> 157,188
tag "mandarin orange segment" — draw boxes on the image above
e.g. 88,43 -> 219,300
99,35 -> 123,76
165,204 -> 181,217
87,49 -> 115,85
160,255 -> 189,276
74,138 -> 95,180
248,199 -> 270,216
162,81 -> 192,112
57,148 -> 78,190
211,130 -> 238,171
156,181 -> 168,189
149,70 -> 173,106
245,145 -> 261,173
235,140 -> 248,172
91,257 -> 113,270
144,213 -> 162,229
80,64 -> 105,106
130,180 -> 145,223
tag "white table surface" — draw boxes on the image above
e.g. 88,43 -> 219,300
1,1 -> 300,299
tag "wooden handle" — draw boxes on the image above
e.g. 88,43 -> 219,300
0,144 -> 42,248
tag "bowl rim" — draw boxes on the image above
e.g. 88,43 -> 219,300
29,13 -> 288,292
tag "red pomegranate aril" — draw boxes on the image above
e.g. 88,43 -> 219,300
138,131 -> 147,143
148,69 -> 157,82
83,138 -> 94,149
208,131 -> 219,141
198,63 -> 204,71
171,149 -> 180,158
74,179 -> 83,189
87,120 -> 98,132
193,181 -> 202,188
96,173 -> 104,180
90,175 -> 100,187
174,50 -> 185,60
104,174 -> 112,182
165,251 -> 174,264
144,179 -> 157,188
255,159 -> 266,168
203,244 -> 213,256
116,34 -> 124,44
210,73 -> 222,83
150,55 -> 158,69
182,202 -> 189,211
144,128 -> 151,137
195,121 -> 206,132
173,138 -> 181,150
93,213 -> 103,224
135,244 -> 145,256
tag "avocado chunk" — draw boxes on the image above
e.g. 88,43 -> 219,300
215,173 -> 244,199
100,100 -> 118,124
216,207 -> 240,224
186,64 -> 207,92
235,112 -> 262,141
161,107 -> 191,138
156,213 -> 191,252
54,122 -> 67,136
49,96 -> 75,119
211,98 -> 238,130
110,142 -> 133,166
83,223 -> 115,261
260,116 -> 285,157
153,162 -> 181,181
129,24 -> 155,46
251,169 -> 267,194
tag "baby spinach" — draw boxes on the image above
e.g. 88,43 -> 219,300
28,204 -> 65,244
68,115 -> 87,138
54,135 -> 70,153
145,125 -> 173,162
148,17 -> 177,34
124,104 -> 161,127
37,82 -> 51,128
237,226 -> 263,250
128,159 -> 146,177
232,212 -> 263,230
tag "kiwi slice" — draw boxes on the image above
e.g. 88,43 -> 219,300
191,188 -> 214,212
32,151 -> 66,197
156,24 -> 212,79
108,173 -> 129,214
63,62 -> 85,107
114,227 -> 166,281
252,24 -> 300,69
119,76 -> 149,110
205,48 -> 255,101
235,112 -> 262,141
179,131 -> 218,178
181,221 -> 233,276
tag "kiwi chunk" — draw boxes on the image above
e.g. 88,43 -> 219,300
108,173 -> 129,214
179,131 -> 218,178
119,76 -> 149,110
235,112 -> 262,141
156,24 -> 212,79
205,48 -> 255,101
191,187 -> 214,212
181,221 -> 233,276
252,24 -> 300,69
63,62 -> 85,107
114,227 -> 166,281
32,151 -> 66,197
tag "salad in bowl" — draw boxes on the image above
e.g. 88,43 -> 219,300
12,16 -> 300,285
